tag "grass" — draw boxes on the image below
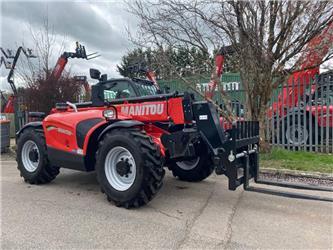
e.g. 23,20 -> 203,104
260,148 -> 333,174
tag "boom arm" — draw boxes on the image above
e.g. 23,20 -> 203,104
51,42 -> 99,81
6,47 -> 36,95
205,45 -> 235,99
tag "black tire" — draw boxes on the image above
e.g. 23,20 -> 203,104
281,115 -> 314,147
96,128 -> 165,208
16,128 -> 60,184
168,152 -> 214,182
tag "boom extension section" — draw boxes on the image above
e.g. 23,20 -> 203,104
51,42 -> 100,80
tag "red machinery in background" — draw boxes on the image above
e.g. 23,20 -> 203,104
205,45 -> 235,100
51,42 -> 99,80
270,22 -> 333,118
1,93 -> 14,113
0,47 -> 36,116
268,22 -> 333,145
199,23 -> 332,146
51,42 -> 99,98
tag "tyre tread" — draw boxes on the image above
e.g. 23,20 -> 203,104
17,128 -> 59,184
96,128 -> 164,208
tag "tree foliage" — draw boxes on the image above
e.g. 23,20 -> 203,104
128,0 -> 333,150
117,46 -> 240,79
13,15 -> 83,113
19,72 -> 82,114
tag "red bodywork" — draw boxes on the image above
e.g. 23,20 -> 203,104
269,22 -> 333,127
50,43 -> 94,94
205,54 -> 225,99
145,71 -> 160,91
2,95 -> 14,113
52,57 -> 69,80
45,97 -> 185,157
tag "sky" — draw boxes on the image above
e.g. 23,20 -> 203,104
0,0 -> 138,92
0,1 -> 332,93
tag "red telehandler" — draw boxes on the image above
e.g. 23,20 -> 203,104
15,62 -> 262,208
51,42 -> 99,80
268,22 -> 333,146
202,24 -> 332,147
50,42 -> 99,94
15,58 -> 332,208
26,42 -> 98,121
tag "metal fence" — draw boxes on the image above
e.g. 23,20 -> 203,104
162,72 -> 333,153
267,73 -> 332,153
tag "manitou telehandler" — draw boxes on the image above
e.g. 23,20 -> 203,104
15,65 -> 260,208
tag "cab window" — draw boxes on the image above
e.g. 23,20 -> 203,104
104,81 -> 136,101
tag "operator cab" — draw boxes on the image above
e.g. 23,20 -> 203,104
90,68 -> 162,106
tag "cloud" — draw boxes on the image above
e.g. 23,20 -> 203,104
0,1 -> 138,92
2,1 -> 134,51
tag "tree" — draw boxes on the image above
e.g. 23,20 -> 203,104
117,46 -> 220,79
128,0 -> 333,151
12,14 -> 83,113
20,71 -> 82,114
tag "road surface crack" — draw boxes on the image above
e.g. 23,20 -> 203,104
220,190 -> 244,249
175,181 -> 216,249
149,206 -> 181,220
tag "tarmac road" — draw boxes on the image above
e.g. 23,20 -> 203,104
1,155 -> 332,249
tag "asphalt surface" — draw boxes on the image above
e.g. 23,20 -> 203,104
1,154 -> 332,249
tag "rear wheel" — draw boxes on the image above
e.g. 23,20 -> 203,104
282,115 -> 314,147
17,128 -> 60,184
96,128 -> 165,208
169,153 -> 214,182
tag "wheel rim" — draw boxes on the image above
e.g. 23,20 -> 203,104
176,157 -> 200,171
285,125 -> 309,146
104,146 -> 136,191
21,140 -> 40,172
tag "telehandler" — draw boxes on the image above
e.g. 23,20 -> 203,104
16,66 -> 259,208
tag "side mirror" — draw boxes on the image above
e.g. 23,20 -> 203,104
100,74 -> 107,81
90,68 -> 101,80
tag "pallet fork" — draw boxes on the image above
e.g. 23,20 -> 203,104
220,121 -> 333,202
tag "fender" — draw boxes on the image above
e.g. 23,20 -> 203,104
16,121 -> 43,139
98,120 -> 144,141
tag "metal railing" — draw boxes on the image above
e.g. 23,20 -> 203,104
267,73 -> 333,153
162,72 -> 333,153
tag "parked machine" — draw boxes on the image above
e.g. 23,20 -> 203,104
51,42 -> 99,80
16,66 -> 260,208
0,91 -> 14,113
269,22 -> 333,146
14,26 -> 333,208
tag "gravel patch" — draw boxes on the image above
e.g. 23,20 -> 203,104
259,170 -> 333,187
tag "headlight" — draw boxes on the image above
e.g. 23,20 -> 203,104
103,108 -> 117,120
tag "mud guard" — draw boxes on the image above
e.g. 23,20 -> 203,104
98,120 -> 144,141
16,121 -> 43,139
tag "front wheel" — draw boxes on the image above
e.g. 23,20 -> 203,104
96,128 -> 165,208
16,128 -> 60,184
168,153 -> 214,182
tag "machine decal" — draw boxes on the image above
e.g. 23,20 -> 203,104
120,103 -> 164,116
58,128 -> 72,136
199,115 -> 208,120
46,125 -> 57,131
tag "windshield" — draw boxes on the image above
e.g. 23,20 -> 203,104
102,79 -> 160,102
133,80 -> 159,96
